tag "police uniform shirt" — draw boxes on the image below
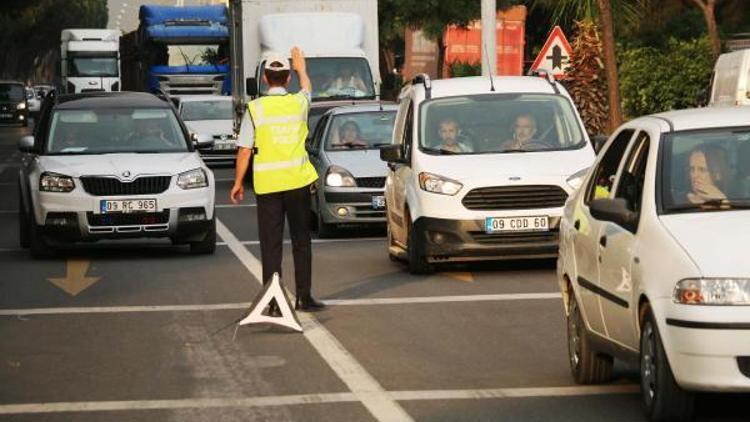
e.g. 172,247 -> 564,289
237,87 -> 312,149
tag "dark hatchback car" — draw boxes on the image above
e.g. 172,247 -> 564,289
0,81 -> 29,126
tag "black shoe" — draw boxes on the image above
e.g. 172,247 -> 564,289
295,296 -> 326,312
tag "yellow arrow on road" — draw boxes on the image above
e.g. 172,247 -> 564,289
442,272 -> 474,283
47,259 -> 101,296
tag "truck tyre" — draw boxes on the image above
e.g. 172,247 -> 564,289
640,307 -> 694,422
567,295 -> 613,384
406,216 -> 432,275
18,187 -> 30,249
190,218 -> 216,255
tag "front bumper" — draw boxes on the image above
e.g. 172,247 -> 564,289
413,216 -> 560,262
321,189 -> 386,225
656,298 -> 750,392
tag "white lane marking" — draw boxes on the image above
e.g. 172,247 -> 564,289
0,385 -> 638,415
0,293 -> 559,316
216,218 -> 414,422
215,203 -> 257,208
215,237 -> 383,246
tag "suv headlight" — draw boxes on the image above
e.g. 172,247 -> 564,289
39,172 -> 75,192
674,278 -> 750,305
566,167 -> 590,190
177,168 -> 208,190
419,172 -> 463,195
17,102 -> 26,110
325,165 -> 356,187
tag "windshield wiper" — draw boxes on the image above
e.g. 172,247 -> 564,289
665,198 -> 750,212
500,148 -> 528,153
372,143 -> 391,148
422,147 -> 458,155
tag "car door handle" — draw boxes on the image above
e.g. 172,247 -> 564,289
574,220 -> 580,231
599,235 -> 607,248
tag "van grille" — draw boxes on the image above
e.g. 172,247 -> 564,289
470,230 -> 559,245
80,176 -> 171,196
462,185 -> 568,211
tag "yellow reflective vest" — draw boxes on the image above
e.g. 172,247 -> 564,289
247,92 -> 318,195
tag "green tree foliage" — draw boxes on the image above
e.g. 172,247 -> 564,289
0,0 -> 108,83
619,37 -> 713,117
448,60 -> 481,77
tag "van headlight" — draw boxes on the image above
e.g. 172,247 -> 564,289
325,165 -> 356,187
177,168 -> 208,189
39,172 -> 75,192
17,102 -> 26,110
674,278 -> 750,305
419,172 -> 463,195
566,167 -> 590,190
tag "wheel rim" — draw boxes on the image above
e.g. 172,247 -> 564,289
567,300 -> 582,371
641,321 -> 657,407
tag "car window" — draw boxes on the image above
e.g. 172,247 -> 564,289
324,111 -> 396,151
180,100 -> 232,121
402,102 -> 414,160
418,94 -> 586,155
614,131 -> 650,230
311,114 -> 329,150
585,129 -> 635,204
47,108 -> 188,154
661,126 -> 750,213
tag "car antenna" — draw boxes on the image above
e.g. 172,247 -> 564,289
376,93 -> 383,111
483,44 -> 496,92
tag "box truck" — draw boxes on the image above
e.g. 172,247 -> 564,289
709,49 -> 750,107
61,29 -> 121,93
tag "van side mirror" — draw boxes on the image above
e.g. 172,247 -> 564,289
380,144 -> 405,163
589,198 -> 636,231
246,77 -> 257,97
591,135 -> 608,154
18,135 -> 35,153
191,133 -> 215,149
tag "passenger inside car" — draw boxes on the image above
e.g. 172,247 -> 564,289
435,118 -> 473,153
685,144 -> 730,204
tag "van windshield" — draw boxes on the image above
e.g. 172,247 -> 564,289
259,57 -> 375,101
419,94 -> 586,155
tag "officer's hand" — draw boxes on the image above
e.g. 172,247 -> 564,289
230,183 -> 244,204
291,47 -> 306,73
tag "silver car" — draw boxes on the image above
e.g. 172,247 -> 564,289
308,104 -> 397,237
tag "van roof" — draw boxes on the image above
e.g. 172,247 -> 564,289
410,76 -> 560,99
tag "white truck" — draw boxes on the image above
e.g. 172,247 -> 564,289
709,48 -> 750,107
228,0 -> 380,128
61,29 -> 121,94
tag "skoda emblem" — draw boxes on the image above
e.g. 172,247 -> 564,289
509,176 -> 522,181
220,134 -> 228,141
122,171 -> 131,178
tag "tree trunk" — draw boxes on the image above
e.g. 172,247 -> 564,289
692,0 -> 721,59
596,0 -> 623,133
437,35 -> 447,79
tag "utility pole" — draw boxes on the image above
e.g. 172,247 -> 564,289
481,0 -> 496,76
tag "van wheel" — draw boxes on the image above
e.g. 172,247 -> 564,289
567,295 -> 613,384
406,216 -> 432,274
190,219 -> 216,255
640,307 -> 694,422
18,187 -> 30,249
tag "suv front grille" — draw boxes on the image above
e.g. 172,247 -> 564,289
356,177 -> 386,188
462,185 -> 568,211
87,210 -> 170,226
80,176 -> 171,196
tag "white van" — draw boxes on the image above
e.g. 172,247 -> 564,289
709,49 -> 750,107
380,74 -> 596,273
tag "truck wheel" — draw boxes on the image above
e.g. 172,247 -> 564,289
190,219 -> 216,255
567,295 -> 613,384
317,209 -> 337,239
640,307 -> 694,422
29,220 -> 53,259
18,187 -> 30,249
406,216 -> 432,274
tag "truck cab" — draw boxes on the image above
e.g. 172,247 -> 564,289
60,29 -> 121,94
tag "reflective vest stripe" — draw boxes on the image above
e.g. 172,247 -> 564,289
254,155 -> 310,172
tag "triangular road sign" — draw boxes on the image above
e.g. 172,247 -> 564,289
530,26 -> 573,79
238,273 -> 303,332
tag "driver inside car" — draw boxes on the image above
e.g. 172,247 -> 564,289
331,121 -> 367,149
131,119 -> 174,148
325,65 -> 368,94
502,113 -> 548,151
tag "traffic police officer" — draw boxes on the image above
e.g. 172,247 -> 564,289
230,47 -> 325,312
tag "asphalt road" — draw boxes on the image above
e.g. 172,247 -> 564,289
0,123 -> 746,421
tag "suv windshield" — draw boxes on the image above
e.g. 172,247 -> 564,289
0,83 -> 25,102
419,94 -> 586,155
47,108 -> 188,154
180,100 -> 232,121
259,57 -> 375,101
324,111 -> 396,151
661,127 -> 750,213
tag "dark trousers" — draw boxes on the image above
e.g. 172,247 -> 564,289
256,184 -> 312,298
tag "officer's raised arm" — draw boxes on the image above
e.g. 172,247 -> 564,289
291,47 -> 311,94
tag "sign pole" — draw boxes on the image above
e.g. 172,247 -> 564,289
481,0 -> 496,76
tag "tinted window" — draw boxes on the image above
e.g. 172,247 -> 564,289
419,94 -> 586,155
0,84 -> 25,101
324,111 -> 396,151
180,100 -> 232,121
586,129 -> 635,203
47,108 -> 188,154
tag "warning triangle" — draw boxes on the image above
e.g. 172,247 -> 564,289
238,273 -> 303,332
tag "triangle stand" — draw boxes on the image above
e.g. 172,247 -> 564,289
237,272 -> 303,332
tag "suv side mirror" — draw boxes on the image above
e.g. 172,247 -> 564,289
191,133 -> 215,149
589,198 -> 636,231
18,135 -> 34,153
246,77 -> 257,97
591,135 -> 608,154
380,144 -> 405,163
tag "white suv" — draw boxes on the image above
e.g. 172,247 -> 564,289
380,74 -> 595,273
17,92 -> 216,258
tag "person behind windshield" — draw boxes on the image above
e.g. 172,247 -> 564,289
685,144 -> 730,204
332,121 -> 367,148
502,114 -> 546,151
435,118 -> 472,153
131,119 -> 173,148
325,65 -> 367,94
56,125 -> 83,151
